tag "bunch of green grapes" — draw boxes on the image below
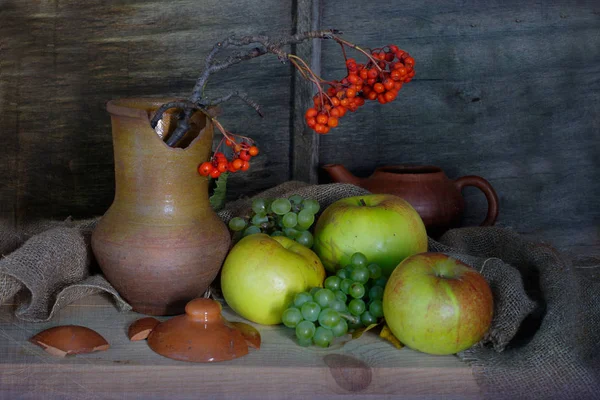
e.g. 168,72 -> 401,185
281,252 -> 388,347
228,195 -> 321,247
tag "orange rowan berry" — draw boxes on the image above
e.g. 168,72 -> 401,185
198,162 -> 213,176
373,83 -> 385,93
305,108 -> 318,118
316,113 -> 329,125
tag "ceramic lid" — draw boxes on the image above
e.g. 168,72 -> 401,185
147,298 -> 257,362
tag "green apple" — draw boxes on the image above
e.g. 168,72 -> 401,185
221,233 -> 326,325
383,252 -> 494,355
312,194 -> 427,276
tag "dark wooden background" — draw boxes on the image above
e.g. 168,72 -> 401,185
1,0 -> 598,257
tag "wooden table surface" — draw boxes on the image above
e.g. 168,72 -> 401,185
0,294 -> 481,400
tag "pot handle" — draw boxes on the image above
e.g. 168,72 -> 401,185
454,176 -> 499,226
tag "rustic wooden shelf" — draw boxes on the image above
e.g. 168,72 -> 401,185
0,294 -> 481,399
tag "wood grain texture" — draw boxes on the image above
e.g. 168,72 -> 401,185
0,294 -> 481,399
291,0 -> 322,184
0,0 -> 296,224
317,0 -> 600,255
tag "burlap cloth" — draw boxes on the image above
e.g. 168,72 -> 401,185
1,181 -> 598,399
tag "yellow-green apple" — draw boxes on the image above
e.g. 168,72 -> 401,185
383,252 -> 494,355
221,233 -> 326,325
312,194 -> 427,276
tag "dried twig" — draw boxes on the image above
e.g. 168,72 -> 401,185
157,30 -> 340,147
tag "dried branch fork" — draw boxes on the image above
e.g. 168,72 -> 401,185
151,30 -> 341,147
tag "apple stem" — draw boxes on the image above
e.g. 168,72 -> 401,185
359,198 -> 367,207
339,312 -> 360,325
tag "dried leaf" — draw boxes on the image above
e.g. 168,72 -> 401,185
380,324 -> 404,349
351,322 -> 381,339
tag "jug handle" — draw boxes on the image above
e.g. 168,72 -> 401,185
454,176 -> 499,226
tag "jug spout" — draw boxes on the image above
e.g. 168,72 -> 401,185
322,164 -> 363,187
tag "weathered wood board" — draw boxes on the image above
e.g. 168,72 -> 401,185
0,294 -> 481,399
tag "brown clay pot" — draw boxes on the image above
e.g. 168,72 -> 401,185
91,98 -> 230,316
322,164 -> 499,238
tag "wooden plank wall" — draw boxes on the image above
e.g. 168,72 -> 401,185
1,0 -> 598,256
317,0 -> 600,256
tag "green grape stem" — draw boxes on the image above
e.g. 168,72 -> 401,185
339,312 -> 360,325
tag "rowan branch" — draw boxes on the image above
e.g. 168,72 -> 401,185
157,29 -> 341,147
208,91 -> 264,118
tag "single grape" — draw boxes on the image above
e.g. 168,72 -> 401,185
340,278 -> 353,294
369,299 -> 384,318
329,299 -> 347,312
343,265 -> 355,276
282,307 -> 303,328
251,214 -> 268,226
336,269 -> 349,279
243,225 -> 261,236
295,231 -> 314,247
324,276 -> 341,291
314,288 -> 335,308
360,311 -> 377,326
350,252 -> 368,268
367,263 -> 382,280
301,198 -> 320,214
368,285 -> 384,301
350,265 -> 370,284
271,198 -> 292,215
293,291 -> 312,308
331,318 -> 348,337
334,290 -> 347,303
297,209 -> 315,229
318,308 -> 341,329
348,298 -> 366,316
251,198 -> 267,215
347,319 -> 363,331
228,217 -> 247,231
300,301 -> 321,322
349,282 -> 366,299
374,276 -> 388,288
283,227 -> 299,239
297,337 -> 313,347
282,212 -> 298,228
271,230 -> 285,237
288,194 -> 303,205
313,326 -> 334,348
295,320 -> 316,341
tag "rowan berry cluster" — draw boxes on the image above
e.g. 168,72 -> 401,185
198,139 -> 259,179
304,45 -> 415,134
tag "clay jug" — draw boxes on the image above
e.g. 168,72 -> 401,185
322,164 -> 499,238
91,98 -> 230,316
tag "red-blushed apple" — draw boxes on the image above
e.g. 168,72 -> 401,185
382,252 -> 494,355
312,194 -> 428,276
221,234 -> 326,325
